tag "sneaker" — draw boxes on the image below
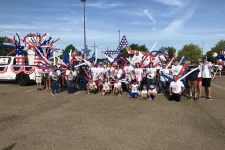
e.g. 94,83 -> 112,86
118,94 -> 121,97
205,96 -> 212,100
46,87 -> 48,89
51,93 -> 55,96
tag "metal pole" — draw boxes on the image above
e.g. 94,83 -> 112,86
84,1 -> 86,49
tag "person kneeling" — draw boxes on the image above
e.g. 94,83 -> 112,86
86,80 -> 97,94
113,79 -> 122,96
102,79 -> 111,96
169,75 -> 185,102
129,80 -> 139,98
140,86 -> 148,100
148,85 -> 157,100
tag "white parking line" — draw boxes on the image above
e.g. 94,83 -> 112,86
26,89 -> 37,92
212,83 -> 225,91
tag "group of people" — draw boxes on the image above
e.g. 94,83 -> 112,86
35,51 -> 221,102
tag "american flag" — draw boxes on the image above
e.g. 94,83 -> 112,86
102,35 -> 130,55
16,46 -> 25,65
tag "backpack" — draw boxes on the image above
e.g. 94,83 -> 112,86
68,71 -> 74,81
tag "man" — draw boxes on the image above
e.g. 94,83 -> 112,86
169,75 -> 185,102
201,55 -> 213,100
66,65 -> 77,94
35,66 -> 43,91
159,63 -> 170,95
154,50 -> 166,68
218,64 -> 223,76
49,65 -> 61,95
187,60 -> 200,100
132,51 -> 142,65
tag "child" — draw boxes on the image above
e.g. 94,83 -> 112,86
148,85 -> 157,100
113,78 -> 122,96
140,86 -> 148,100
129,80 -> 139,98
86,80 -> 97,94
102,78 -> 111,96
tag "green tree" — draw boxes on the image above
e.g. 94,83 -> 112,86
130,43 -> 148,52
206,40 -> 225,63
121,48 -> 129,58
65,44 -> 76,54
164,46 -> 176,59
178,44 -> 202,61
0,36 -> 15,56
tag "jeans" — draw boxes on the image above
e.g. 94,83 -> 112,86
159,81 -> 167,93
52,80 -> 59,94
67,80 -> 75,94
147,78 -> 154,90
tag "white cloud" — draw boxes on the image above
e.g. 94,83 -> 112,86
72,1 -> 124,9
144,10 -> 156,25
161,6 -> 196,35
155,0 -> 186,7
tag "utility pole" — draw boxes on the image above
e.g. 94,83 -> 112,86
91,41 -> 98,53
202,42 -> 204,56
81,0 -> 87,50
118,30 -> 120,45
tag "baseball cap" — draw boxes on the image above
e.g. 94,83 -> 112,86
150,85 -> 155,89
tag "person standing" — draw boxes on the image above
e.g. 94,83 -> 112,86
187,61 -> 200,100
66,66 -> 77,94
146,62 -> 156,90
169,75 -> 185,102
35,66 -> 43,91
201,56 -> 213,100
49,65 -> 61,95
218,64 -> 223,76
159,63 -> 170,95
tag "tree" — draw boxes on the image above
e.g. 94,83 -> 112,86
130,43 -> 148,52
0,36 -> 15,56
177,44 -> 202,61
165,46 -> 176,59
121,48 -> 129,58
65,44 -> 76,54
206,40 -> 225,63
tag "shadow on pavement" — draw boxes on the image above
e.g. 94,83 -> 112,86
2,143 -> 16,150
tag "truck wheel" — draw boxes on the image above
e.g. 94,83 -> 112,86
16,73 -> 30,86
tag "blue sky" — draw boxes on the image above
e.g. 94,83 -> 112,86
0,0 -> 225,57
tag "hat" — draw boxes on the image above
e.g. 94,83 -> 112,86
203,55 -> 207,59
162,62 -> 167,66
99,62 -> 103,65
158,50 -> 162,53
150,85 -> 155,89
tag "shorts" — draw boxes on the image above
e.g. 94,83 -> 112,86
202,78 -> 211,87
36,77 -> 42,83
197,77 -> 202,82
188,80 -> 197,88
129,92 -> 139,97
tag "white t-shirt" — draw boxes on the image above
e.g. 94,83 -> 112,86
170,65 -> 182,76
160,68 -> 170,81
148,89 -> 157,94
105,67 -> 114,74
146,68 -> 156,79
141,90 -> 148,95
90,67 -> 97,76
66,70 -> 77,76
103,82 -> 110,90
135,68 -> 143,81
35,68 -> 43,77
201,61 -> 212,78
97,67 -> 105,78
114,69 -> 123,79
124,66 -> 134,75
154,55 -> 166,64
142,56 -> 150,66
114,82 -> 121,88
131,84 -> 139,92
132,55 -> 142,64
49,70 -> 61,80
169,81 -> 184,94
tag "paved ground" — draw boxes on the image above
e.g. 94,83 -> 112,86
1,77 -> 225,150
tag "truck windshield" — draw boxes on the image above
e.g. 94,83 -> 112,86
0,57 -> 11,65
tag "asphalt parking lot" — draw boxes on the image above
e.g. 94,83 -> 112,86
1,77 -> 225,150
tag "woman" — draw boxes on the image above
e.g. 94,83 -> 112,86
66,66 -> 77,94
146,62 -> 156,90
49,65 -> 61,95
134,63 -> 143,86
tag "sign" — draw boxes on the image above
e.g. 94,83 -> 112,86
0,58 -> 9,65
